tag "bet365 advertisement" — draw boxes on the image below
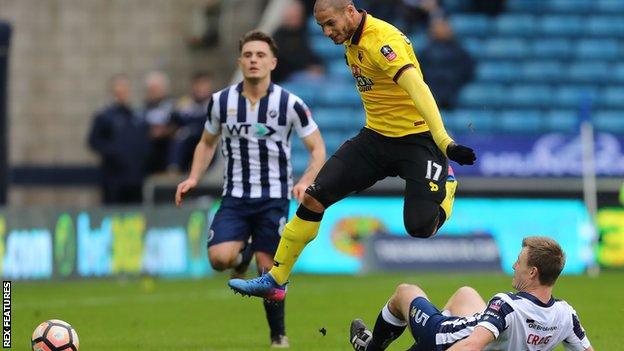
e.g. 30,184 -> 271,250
0,208 -> 212,280
0,197 -> 601,280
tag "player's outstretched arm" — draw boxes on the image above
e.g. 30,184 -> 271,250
175,130 -> 220,207
396,68 -> 476,165
446,326 -> 495,351
293,129 -> 326,202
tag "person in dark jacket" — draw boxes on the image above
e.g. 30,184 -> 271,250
419,18 -> 475,110
88,74 -> 150,204
142,71 -> 175,174
272,0 -> 324,83
168,71 -> 213,172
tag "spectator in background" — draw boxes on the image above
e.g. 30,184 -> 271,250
187,1 -> 221,48
301,0 -> 316,17
470,0 -> 506,16
142,71 -> 175,174
400,0 -> 445,33
168,71 -> 213,173
88,74 -> 149,204
272,0 -> 324,83
419,18 -> 474,110
362,0 -> 398,23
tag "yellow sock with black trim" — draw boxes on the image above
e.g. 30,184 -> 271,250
440,177 -> 457,221
270,214 -> 321,285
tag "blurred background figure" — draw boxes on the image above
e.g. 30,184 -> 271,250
419,18 -> 474,110
142,71 -> 175,175
168,71 -> 214,173
187,1 -> 221,49
400,0 -> 444,32
361,0 -> 397,23
88,74 -> 149,204
272,0 -> 324,83
469,0 -> 506,16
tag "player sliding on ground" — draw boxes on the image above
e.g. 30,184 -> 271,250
229,0 -> 476,300
349,237 -> 594,351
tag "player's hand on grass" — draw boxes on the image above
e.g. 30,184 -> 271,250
175,178 -> 198,207
446,142 -> 476,166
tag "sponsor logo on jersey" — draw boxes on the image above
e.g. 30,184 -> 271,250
380,45 -> 397,61
527,334 -> 552,346
352,69 -> 374,92
225,123 -> 276,137
525,319 -> 558,332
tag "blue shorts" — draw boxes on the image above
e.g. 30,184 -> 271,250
207,196 -> 290,254
407,297 -> 457,351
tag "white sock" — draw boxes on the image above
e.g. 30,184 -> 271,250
382,303 -> 407,327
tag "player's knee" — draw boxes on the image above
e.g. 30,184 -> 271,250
208,258 -> 229,272
395,283 -> 425,299
303,184 -> 328,212
207,253 -> 232,272
404,200 -> 439,238
404,218 -> 437,238
389,284 -> 425,315
455,286 -> 479,299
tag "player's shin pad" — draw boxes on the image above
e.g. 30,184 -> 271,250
270,215 -> 320,285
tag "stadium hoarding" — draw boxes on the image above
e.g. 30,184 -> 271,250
0,197 -> 594,280
362,233 -> 502,272
292,197 -> 595,275
0,207 -> 213,280
596,207 -> 624,268
454,132 -> 624,177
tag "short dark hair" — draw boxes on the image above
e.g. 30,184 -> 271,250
191,70 -> 212,82
239,30 -> 278,56
522,236 -> 566,286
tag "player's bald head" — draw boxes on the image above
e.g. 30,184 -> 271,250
314,0 -> 353,12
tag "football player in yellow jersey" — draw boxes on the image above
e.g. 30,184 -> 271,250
229,0 -> 476,301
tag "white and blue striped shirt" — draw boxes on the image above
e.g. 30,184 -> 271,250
435,292 -> 591,351
205,82 -> 318,199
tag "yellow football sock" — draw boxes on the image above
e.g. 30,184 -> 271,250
270,215 -> 321,285
440,177 -> 458,221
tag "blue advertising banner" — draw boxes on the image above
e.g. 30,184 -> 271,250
454,133 -> 624,177
0,208 -> 212,280
365,234 -> 501,271
0,197 -> 594,280
292,197 -> 594,275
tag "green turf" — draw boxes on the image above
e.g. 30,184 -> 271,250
13,272 -> 622,350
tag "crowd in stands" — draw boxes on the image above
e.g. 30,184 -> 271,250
88,71 -> 214,204
278,0 -> 479,106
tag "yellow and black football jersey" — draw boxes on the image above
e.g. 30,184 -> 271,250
344,11 -> 430,138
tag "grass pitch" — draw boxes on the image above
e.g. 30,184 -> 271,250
13,272 -> 622,350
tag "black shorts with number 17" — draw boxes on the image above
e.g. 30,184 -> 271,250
311,127 -> 448,208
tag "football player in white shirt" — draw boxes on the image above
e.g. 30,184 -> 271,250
349,236 -> 593,351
